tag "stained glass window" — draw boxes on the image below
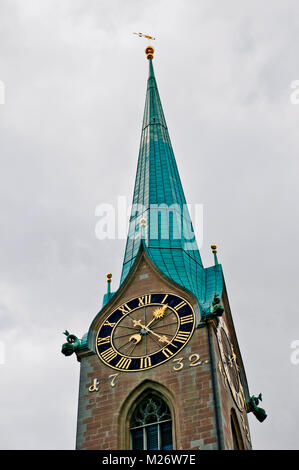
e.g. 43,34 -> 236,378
130,394 -> 173,450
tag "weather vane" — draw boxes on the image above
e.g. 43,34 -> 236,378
133,32 -> 156,59
133,32 -> 156,41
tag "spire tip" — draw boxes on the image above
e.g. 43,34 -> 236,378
145,46 -> 154,60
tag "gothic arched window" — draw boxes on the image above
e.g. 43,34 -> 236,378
130,393 -> 173,450
231,409 -> 244,450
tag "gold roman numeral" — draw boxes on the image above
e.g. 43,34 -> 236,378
101,347 -> 117,363
140,356 -> 152,369
174,301 -> 187,311
119,303 -> 131,315
97,336 -> 111,346
180,314 -> 193,324
103,320 -> 116,327
116,357 -> 132,370
174,331 -> 190,344
162,347 -> 174,358
138,295 -> 151,306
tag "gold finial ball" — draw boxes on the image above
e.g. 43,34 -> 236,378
145,46 -> 154,60
211,244 -> 217,253
140,218 -> 147,227
107,273 -> 112,282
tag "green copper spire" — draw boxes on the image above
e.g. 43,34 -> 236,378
119,53 -> 223,310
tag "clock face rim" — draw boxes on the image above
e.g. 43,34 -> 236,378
220,327 -> 240,392
216,317 -> 245,411
95,292 -> 196,372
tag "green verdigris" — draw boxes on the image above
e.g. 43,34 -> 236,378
61,330 -> 80,357
249,394 -> 267,422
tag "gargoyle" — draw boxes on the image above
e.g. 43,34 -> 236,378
249,393 -> 267,422
210,293 -> 224,317
198,293 -> 224,326
61,330 -> 80,357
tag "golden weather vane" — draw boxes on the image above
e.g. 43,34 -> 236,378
133,32 -> 156,41
133,32 -> 156,59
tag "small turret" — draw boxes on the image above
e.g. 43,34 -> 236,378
211,244 -> 219,266
106,272 -> 112,299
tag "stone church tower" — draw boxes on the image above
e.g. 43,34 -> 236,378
62,46 -> 266,450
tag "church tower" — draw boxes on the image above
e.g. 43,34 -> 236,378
62,46 -> 266,450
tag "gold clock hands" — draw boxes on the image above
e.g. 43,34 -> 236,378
153,304 -> 168,320
150,331 -> 169,343
148,330 -> 173,337
231,349 -> 238,367
134,304 -> 170,343
144,304 -> 169,330
132,319 -> 169,343
129,333 -> 142,345
228,355 -> 234,367
132,319 -> 143,328
228,352 -> 239,370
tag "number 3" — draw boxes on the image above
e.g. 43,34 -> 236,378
172,357 -> 184,371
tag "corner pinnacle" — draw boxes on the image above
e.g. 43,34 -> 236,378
211,244 -> 219,266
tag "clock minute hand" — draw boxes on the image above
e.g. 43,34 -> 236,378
132,319 -> 169,343
144,317 -> 156,329
145,326 -> 169,343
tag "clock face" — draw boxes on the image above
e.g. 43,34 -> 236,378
95,293 -> 195,372
216,317 -> 245,411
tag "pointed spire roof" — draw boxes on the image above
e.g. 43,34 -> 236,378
120,53 -> 222,309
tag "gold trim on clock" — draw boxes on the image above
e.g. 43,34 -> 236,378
95,293 -> 196,372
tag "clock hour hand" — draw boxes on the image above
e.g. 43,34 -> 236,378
132,319 -> 169,343
144,304 -> 169,329
129,333 -> 142,345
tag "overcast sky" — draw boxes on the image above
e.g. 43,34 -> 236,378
0,0 -> 299,450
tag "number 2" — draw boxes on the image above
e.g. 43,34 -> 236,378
189,353 -> 202,367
